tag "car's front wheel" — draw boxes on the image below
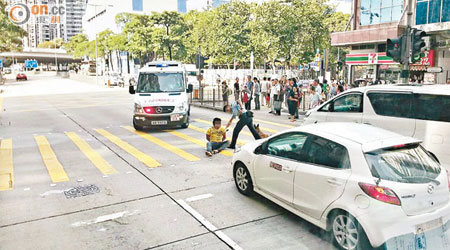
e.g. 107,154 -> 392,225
233,163 -> 253,196
331,213 -> 372,250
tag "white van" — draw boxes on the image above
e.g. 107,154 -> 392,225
303,84 -> 450,168
129,61 -> 193,130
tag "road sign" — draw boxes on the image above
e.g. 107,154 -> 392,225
0,59 -> 3,68
25,60 -> 38,68
427,67 -> 443,73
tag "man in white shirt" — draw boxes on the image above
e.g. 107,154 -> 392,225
261,77 -> 268,106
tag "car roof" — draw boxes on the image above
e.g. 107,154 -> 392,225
297,122 -> 421,152
348,84 -> 450,95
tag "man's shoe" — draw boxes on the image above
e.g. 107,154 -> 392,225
227,145 -> 236,150
205,151 -> 212,157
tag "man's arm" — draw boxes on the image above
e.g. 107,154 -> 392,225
206,134 -> 210,142
226,118 -> 233,129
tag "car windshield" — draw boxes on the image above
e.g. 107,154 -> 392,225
137,72 -> 184,93
365,144 -> 441,184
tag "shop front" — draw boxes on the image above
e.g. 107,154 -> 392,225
346,52 -> 400,84
409,50 -> 436,84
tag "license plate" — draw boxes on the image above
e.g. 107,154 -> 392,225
170,114 -> 181,121
151,120 -> 167,125
415,217 -> 443,234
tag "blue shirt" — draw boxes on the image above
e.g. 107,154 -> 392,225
231,101 -> 246,119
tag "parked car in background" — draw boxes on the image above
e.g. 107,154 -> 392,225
4,68 -> 12,74
304,84 -> 450,170
104,71 -> 124,87
232,122 -> 450,250
16,72 -> 27,81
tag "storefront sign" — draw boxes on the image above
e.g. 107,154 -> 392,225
427,67 -> 443,73
345,53 -> 397,65
410,50 -> 435,67
434,39 -> 450,48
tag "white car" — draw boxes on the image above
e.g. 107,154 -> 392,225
303,84 -> 450,169
232,123 -> 450,250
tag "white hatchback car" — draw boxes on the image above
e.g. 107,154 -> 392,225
232,123 -> 450,250
303,84 -> 450,169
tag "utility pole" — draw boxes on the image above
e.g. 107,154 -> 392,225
401,0 -> 414,83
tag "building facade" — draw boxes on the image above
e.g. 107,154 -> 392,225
331,0 -> 450,84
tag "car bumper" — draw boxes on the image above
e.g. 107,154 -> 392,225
133,112 -> 188,127
354,198 -> 450,248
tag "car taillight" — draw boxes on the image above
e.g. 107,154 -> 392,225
358,182 -> 401,206
446,170 -> 450,192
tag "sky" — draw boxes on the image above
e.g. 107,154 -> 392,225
186,0 -> 352,14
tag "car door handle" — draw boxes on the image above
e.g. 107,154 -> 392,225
327,178 -> 343,186
283,166 -> 294,173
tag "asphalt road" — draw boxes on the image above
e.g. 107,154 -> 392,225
0,74 -> 337,250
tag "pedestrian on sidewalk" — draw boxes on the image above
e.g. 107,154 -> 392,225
245,75 -> 254,111
287,79 -> 297,122
223,100 -> 261,150
273,77 -> 282,116
242,85 -> 250,110
205,118 -> 230,156
253,77 -> 261,110
261,77 -> 268,106
234,77 -> 240,101
222,81 -> 231,106
309,85 -> 321,109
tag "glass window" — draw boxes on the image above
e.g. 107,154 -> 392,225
361,9 -> 371,25
332,94 -> 363,112
391,5 -> 403,21
370,8 -> 381,24
367,92 -> 413,118
382,0 -> 392,7
137,73 -> 184,93
416,1 -> 428,24
303,136 -> 350,169
392,0 -> 404,5
428,0 -> 441,23
361,0 -> 372,10
443,0 -> 450,22
381,7 -> 392,22
267,133 -> 308,161
318,102 -> 331,112
413,94 -> 450,122
132,0 -> 143,11
365,144 -> 441,184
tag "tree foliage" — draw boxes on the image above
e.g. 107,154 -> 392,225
0,0 -> 27,52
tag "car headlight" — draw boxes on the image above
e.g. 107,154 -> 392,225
177,102 -> 188,112
134,103 -> 144,114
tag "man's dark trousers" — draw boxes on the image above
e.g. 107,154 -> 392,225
229,112 -> 261,148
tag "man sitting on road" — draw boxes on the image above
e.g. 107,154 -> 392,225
223,100 -> 261,150
205,118 -> 230,156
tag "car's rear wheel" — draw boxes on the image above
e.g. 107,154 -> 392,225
331,213 -> 372,250
233,163 -> 253,196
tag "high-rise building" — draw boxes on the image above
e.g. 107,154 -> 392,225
212,0 -> 229,8
177,0 -> 187,13
63,0 -> 87,41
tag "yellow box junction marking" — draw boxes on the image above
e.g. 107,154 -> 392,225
65,132 -> 117,175
0,139 -> 14,191
123,126 -> 200,162
34,136 -> 69,183
166,130 -> 233,157
188,124 -> 246,146
95,129 -> 161,168
252,118 -> 294,129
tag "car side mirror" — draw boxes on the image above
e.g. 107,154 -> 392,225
129,85 -> 135,95
328,102 -> 334,112
187,84 -> 193,93
254,145 -> 262,154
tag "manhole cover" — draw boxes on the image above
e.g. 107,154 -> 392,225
64,184 -> 100,199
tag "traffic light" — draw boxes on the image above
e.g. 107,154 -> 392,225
386,36 -> 404,63
411,28 -> 427,63
195,53 -> 208,69
337,60 -> 343,71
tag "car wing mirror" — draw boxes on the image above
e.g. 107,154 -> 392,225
187,83 -> 193,93
129,85 -> 135,95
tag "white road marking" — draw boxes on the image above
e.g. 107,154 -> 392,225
40,189 -> 65,197
177,200 -> 243,250
71,210 -> 140,227
186,193 -> 214,202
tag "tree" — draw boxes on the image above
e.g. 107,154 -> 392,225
37,38 -> 64,49
122,14 -> 155,66
0,0 -> 27,52
65,34 -> 88,56
150,11 -> 186,61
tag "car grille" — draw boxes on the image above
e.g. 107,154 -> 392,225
143,106 -> 174,114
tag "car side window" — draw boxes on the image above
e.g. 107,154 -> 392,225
367,92 -> 413,118
266,133 -> 308,161
318,102 -> 331,112
303,135 -> 350,169
331,93 -> 363,112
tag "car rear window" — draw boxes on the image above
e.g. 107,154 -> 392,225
364,144 -> 441,184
